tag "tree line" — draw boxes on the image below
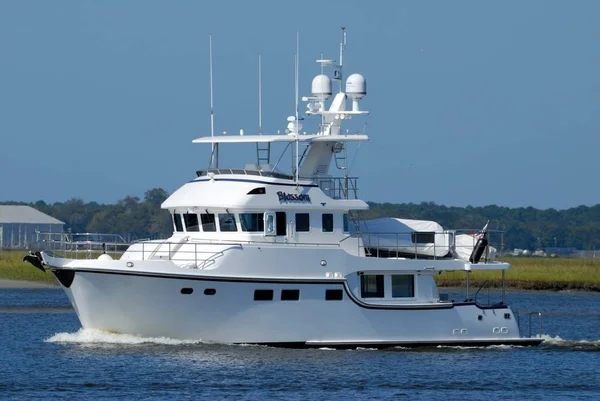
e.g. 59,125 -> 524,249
3,190 -> 599,250
2,188 -> 173,242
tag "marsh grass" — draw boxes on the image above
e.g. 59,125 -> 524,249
436,256 -> 600,291
0,250 -> 56,283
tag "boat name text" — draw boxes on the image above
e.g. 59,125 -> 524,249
277,191 -> 311,203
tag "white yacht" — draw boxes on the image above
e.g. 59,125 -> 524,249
27,30 -> 542,348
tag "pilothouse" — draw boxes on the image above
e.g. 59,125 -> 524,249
24,29 -> 543,348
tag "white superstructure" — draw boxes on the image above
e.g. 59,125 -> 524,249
30,29 -> 542,348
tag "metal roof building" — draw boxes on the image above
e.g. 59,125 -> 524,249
0,205 -> 64,249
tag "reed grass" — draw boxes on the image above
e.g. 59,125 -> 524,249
0,250 -> 56,283
436,256 -> 600,291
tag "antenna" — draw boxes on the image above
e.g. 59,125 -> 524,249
295,32 -> 300,183
209,34 -> 217,167
295,31 -> 299,126
338,26 -> 346,93
258,54 -> 262,135
209,34 -> 215,139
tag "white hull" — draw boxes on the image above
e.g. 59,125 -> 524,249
29,31 -> 542,348
52,265 -> 537,347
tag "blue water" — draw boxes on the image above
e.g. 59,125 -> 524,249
0,288 -> 599,400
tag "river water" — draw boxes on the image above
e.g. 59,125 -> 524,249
0,288 -> 598,400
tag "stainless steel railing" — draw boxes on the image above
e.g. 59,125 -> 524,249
351,229 -> 504,261
310,176 -> 359,200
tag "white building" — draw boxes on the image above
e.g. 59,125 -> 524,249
0,206 -> 64,249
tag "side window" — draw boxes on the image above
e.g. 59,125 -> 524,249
240,213 -> 264,232
218,213 -> 237,232
296,213 -> 310,232
360,274 -> 384,298
173,213 -> 183,232
412,232 -> 435,243
343,213 -> 349,233
200,214 -> 216,232
264,212 -> 276,236
322,213 -> 333,232
183,213 -> 200,232
392,275 -> 415,298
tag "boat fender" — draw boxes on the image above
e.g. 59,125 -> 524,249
469,237 -> 488,264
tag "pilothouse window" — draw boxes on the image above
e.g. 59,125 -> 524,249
218,213 -> 238,232
240,213 -> 264,232
183,213 -> 200,232
173,214 -> 183,232
322,214 -> 333,232
296,213 -> 310,232
200,214 -> 216,232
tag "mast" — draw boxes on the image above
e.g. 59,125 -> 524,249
338,26 -> 346,93
209,34 -> 218,168
295,32 -> 300,184
258,54 -> 262,135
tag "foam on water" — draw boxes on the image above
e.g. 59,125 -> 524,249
434,344 -> 519,350
45,328 -> 203,345
540,334 -> 600,347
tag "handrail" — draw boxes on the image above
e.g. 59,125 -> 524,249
349,229 -> 504,261
528,312 -> 543,338
308,175 -> 359,199
197,245 -> 243,269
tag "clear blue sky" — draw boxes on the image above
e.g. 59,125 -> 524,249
1,0 -> 598,209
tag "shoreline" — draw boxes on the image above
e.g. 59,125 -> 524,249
436,279 -> 600,293
0,279 -> 59,289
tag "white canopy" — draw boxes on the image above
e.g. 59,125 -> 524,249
352,217 -> 453,258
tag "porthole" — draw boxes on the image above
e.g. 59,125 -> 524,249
181,288 -> 194,295
281,289 -> 300,301
254,289 -> 273,301
204,288 -> 216,295
325,289 -> 343,301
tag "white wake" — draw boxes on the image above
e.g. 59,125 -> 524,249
45,328 -> 202,345
540,334 -> 600,347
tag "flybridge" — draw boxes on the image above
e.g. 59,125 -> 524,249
192,27 -> 370,198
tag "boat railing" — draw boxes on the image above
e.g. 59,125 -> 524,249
353,230 -> 455,260
36,231 -> 130,259
195,168 -> 360,200
352,228 -> 504,260
196,168 -> 294,180
126,242 -> 244,269
309,175 -> 359,199
37,232 -> 244,268
528,312 -> 543,338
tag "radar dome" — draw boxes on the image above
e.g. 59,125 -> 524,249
346,73 -> 366,99
311,74 -> 332,100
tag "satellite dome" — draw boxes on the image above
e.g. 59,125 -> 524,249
311,74 -> 332,100
346,73 -> 366,99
